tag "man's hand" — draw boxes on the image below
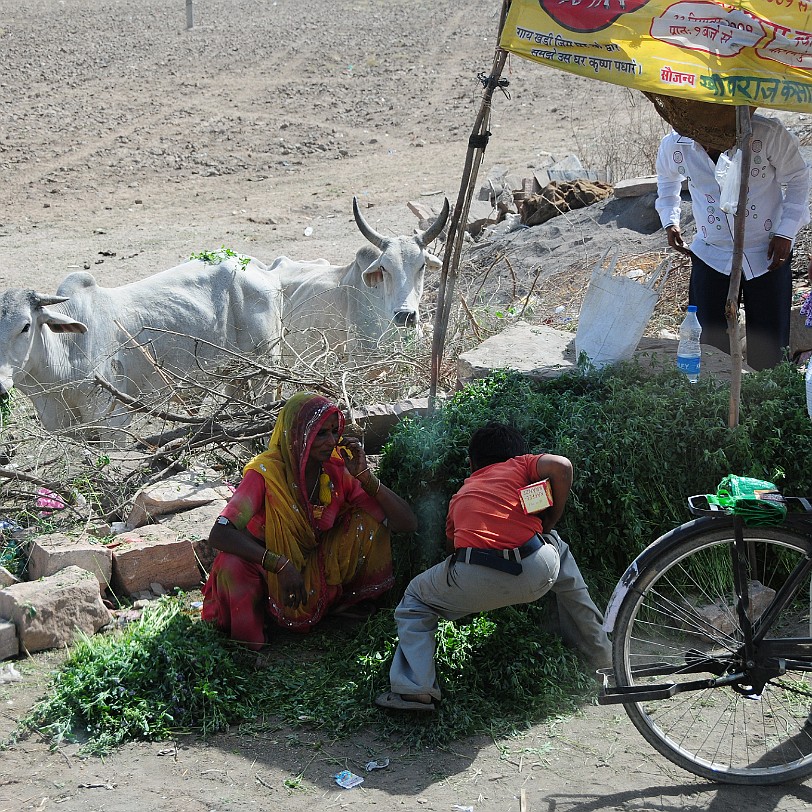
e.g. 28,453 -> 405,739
767,235 -> 792,271
666,225 -> 690,255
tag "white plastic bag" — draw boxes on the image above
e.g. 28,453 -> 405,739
715,148 -> 742,215
575,248 -> 670,369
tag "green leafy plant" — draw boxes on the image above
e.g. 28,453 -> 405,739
379,362 -> 812,595
190,246 -> 251,270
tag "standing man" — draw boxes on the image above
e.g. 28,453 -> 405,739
655,110 -> 810,370
374,422 -> 611,712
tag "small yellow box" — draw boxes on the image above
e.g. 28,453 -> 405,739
518,479 -> 553,514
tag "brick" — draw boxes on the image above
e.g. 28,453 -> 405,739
26,532 -> 113,591
0,566 -> 111,653
111,525 -> 201,596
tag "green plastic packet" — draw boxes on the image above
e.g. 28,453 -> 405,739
705,475 -> 787,526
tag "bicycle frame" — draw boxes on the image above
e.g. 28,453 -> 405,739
599,495 -> 812,706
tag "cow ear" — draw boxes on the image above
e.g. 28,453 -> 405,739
362,268 -> 384,288
425,252 -> 442,272
41,307 -> 88,334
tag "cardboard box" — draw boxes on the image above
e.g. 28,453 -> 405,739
519,479 -> 553,514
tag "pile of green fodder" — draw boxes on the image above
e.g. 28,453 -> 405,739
379,362 -> 812,594
18,361 -> 812,755
18,597 -> 591,754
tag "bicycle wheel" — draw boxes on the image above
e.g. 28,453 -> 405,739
613,522 -> 812,785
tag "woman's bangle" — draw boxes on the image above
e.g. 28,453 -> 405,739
361,472 -> 382,497
354,467 -> 370,478
276,558 -> 291,574
261,549 -> 279,572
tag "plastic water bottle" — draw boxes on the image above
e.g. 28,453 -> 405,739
677,305 -> 702,383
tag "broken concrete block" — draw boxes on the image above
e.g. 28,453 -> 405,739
126,469 -> 233,529
0,566 -> 111,653
0,620 -> 18,660
111,525 -> 201,596
26,532 -> 113,590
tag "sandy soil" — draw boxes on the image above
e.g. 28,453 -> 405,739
1,1 -> 812,810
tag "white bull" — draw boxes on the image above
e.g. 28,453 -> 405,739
0,256 -> 283,434
273,197 -> 449,358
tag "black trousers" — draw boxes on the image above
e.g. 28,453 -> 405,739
688,253 -> 792,371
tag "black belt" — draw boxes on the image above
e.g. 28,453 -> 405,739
450,534 -> 544,576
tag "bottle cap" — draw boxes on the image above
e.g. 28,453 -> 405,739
687,305 -> 698,313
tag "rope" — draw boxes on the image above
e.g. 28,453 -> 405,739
477,72 -> 511,99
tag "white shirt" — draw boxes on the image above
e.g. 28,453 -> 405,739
655,115 -> 810,280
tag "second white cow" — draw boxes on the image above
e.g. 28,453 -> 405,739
0,255 -> 283,436
273,197 -> 449,359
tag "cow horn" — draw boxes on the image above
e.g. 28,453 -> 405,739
417,197 -> 450,247
353,197 -> 386,249
34,294 -> 69,307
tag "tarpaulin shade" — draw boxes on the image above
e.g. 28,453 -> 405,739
500,0 -> 812,113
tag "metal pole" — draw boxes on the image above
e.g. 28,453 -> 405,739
186,0 -> 194,30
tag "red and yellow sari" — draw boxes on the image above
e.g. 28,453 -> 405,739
202,393 -> 393,646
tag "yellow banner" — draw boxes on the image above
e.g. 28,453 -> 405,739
500,0 -> 812,112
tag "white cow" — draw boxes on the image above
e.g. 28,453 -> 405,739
0,256 -> 283,435
273,197 -> 449,358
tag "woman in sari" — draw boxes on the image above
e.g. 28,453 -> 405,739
201,392 -> 417,649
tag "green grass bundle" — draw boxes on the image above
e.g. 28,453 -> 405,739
22,598 -> 255,754
379,362 -> 812,594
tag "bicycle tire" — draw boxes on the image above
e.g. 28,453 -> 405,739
613,520 -> 812,785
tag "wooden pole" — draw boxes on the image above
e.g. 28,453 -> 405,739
725,107 -> 752,428
186,0 -> 194,30
429,0 -> 512,410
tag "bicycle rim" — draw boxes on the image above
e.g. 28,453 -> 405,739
613,524 -> 812,785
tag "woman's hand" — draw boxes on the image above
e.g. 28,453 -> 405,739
338,436 -> 367,477
277,559 -> 307,608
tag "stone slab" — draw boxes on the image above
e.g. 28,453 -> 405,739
157,501 -> 228,577
613,176 -> 658,198
350,398 -> 430,453
26,532 -> 113,590
457,321 -> 752,386
126,469 -> 234,529
111,525 -> 202,596
0,620 -> 18,660
0,566 -> 20,588
0,565 -> 111,653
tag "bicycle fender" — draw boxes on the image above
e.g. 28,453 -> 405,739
603,516 -> 732,633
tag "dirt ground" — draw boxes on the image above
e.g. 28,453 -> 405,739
1,1 -> 812,810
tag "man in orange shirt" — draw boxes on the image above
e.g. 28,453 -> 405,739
375,422 -> 610,712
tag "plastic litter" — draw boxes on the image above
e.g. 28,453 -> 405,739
365,758 -> 390,771
303,226 -> 314,237
335,770 -> 364,789
0,664 -> 22,684
705,475 -> 787,525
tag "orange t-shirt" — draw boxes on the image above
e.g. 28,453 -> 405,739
446,454 -> 544,550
